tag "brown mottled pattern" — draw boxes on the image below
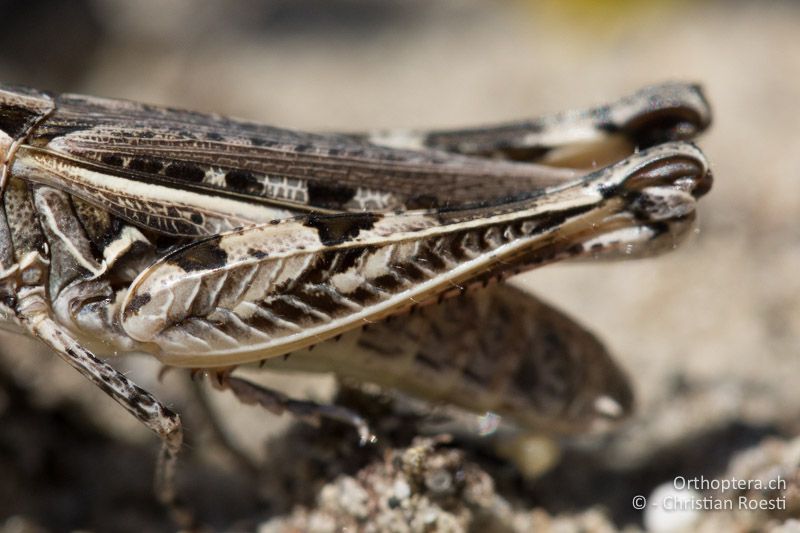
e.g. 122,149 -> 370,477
120,143 -> 709,365
270,284 -> 633,433
346,285 -> 632,431
41,128 -> 576,207
71,195 -> 115,246
20,87 -> 639,212
0,83 -> 712,513
4,177 -> 45,261
10,146 -> 278,236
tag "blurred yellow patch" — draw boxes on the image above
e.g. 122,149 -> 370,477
524,0 -> 689,38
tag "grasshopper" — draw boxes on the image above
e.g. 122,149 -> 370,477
0,82 -> 711,520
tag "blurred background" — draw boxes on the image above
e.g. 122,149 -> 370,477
0,1 -> 798,531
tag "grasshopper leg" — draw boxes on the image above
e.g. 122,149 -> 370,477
15,285 -> 191,526
211,373 -> 376,445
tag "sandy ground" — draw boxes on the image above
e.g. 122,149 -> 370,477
0,1 -> 798,531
